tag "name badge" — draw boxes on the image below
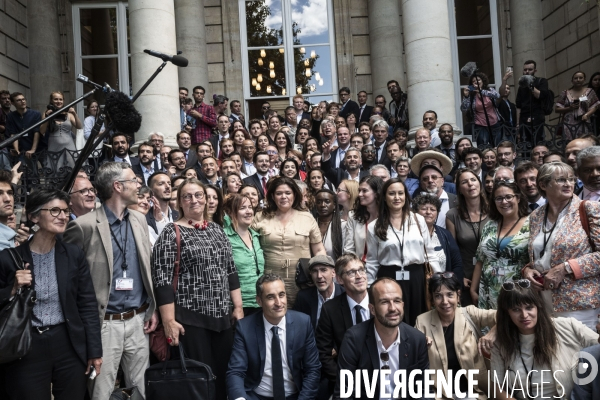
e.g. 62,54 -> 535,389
473,257 -> 478,266
497,268 -> 506,276
396,270 -> 410,281
115,278 -> 134,290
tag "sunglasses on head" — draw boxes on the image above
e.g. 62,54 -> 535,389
502,279 -> 531,291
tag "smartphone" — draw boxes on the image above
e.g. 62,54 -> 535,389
534,275 -> 544,285
506,66 -> 513,74
89,366 -> 97,380
468,85 -> 476,92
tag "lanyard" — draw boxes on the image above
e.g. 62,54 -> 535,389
389,220 -> 406,267
109,218 -> 129,276
518,344 -> 534,400
496,217 -> 521,258
465,206 -> 483,244
540,199 -> 571,258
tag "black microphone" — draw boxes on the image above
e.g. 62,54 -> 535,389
104,91 -> 142,135
518,75 -> 535,89
143,49 -> 188,67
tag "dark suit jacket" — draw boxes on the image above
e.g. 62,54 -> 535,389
243,173 -> 267,199
374,141 -> 392,170
131,163 -> 146,184
339,100 -> 360,120
146,206 -> 179,235
315,294 -> 355,383
322,156 -> 369,188
573,344 -> 600,400
358,105 -> 374,123
104,155 -> 140,167
335,320 -> 430,400
208,134 -> 221,157
293,283 -> 345,332
497,98 -> 517,127
433,225 -> 464,285
226,310 -> 321,400
184,148 -> 198,168
0,239 -> 102,364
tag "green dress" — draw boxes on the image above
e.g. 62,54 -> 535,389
476,217 -> 530,310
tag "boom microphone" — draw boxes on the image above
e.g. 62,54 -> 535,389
104,91 -> 142,135
518,74 -> 535,89
460,62 -> 478,78
143,49 -> 188,67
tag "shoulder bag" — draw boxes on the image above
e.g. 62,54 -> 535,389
414,213 -> 434,310
0,248 -> 37,364
579,200 -> 596,251
149,224 -> 181,362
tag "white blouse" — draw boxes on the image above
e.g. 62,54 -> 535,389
365,212 -> 441,284
343,211 -> 367,257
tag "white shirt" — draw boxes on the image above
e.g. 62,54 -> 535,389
430,128 -> 441,148
244,160 -> 257,176
317,286 -> 337,322
375,326 -> 401,400
436,190 -> 450,229
346,294 -> 370,325
140,163 -> 154,184
582,187 -> 600,201
528,196 -> 547,210
114,155 -> 131,166
335,144 -> 351,168
374,140 -> 386,162
254,316 -> 297,398
155,206 -> 174,236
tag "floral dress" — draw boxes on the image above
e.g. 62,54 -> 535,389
476,217 -> 530,309
556,88 -> 600,139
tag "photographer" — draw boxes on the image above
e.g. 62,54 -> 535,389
40,91 -> 82,174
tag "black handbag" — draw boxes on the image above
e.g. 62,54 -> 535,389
145,343 -> 216,400
0,248 -> 36,364
294,257 -> 313,290
110,387 -> 144,400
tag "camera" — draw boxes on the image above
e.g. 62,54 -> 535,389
47,104 -> 58,112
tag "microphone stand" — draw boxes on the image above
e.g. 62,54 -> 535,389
472,72 -> 493,146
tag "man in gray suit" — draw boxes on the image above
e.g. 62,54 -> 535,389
64,162 -> 158,400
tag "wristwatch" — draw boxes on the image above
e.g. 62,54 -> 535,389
564,261 -> 573,274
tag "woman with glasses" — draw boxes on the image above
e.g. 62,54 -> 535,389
0,189 -> 101,399
251,177 -> 326,307
522,162 -> 600,330
223,194 -> 265,317
492,280 -> 599,399
415,273 -> 496,400
412,194 -> 464,283
446,168 -> 490,306
344,175 -> 383,257
314,189 -> 344,260
470,181 -> 530,310
152,178 -> 243,399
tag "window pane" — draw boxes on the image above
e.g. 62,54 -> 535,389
454,0 -> 492,37
80,8 -> 118,56
291,0 -> 330,45
293,46 -> 332,95
248,48 -> 287,97
81,57 -> 119,104
246,0 -> 284,47
457,38 -> 495,86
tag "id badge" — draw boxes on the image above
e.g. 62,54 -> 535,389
396,270 -> 410,281
497,268 -> 506,276
473,257 -> 478,266
115,278 -> 134,290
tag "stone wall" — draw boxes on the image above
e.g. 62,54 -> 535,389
0,0 -> 30,98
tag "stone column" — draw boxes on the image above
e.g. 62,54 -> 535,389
174,0 -> 209,94
402,0 -> 459,135
28,0 -> 62,113
368,0 -> 405,98
129,0 -> 180,146
509,0 -> 546,77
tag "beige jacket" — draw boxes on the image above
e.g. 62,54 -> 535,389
63,206 -> 156,322
415,305 -> 496,400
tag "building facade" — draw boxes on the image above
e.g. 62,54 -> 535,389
0,0 -> 598,144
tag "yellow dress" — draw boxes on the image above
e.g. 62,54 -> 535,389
251,210 -> 322,306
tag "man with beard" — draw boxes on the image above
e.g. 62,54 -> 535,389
357,91 -> 373,124
576,146 -> 600,201
167,149 -> 187,177
496,140 -> 517,169
321,147 -> 369,187
530,144 -> 549,166
220,159 -> 237,180
435,123 -> 456,163
189,85 -> 217,144
243,151 -> 270,199
335,278 -> 429,400
385,140 -> 402,178
0,170 -> 16,249
242,139 -> 257,175
133,141 -> 156,185
462,147 -> 485,181
106,133 -> 140,167
159,145 -> 172,172
417,164 -> 457,228
68,174 -> 97,220
515,162 -> 546,210
388,85 -> 409,130
422,110 -> 441,148
146,171 -> 178,236
361,144 -> 376,170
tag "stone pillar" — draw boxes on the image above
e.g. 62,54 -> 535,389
174,0 -> 209,94
129,0 -> 180,146
28,0 -> 62,113
509,0 -> 546,77
368,0 -> 405,99
402,0 -> 459,135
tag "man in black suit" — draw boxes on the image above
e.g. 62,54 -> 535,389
293,95 -> 312,122
335,278 -> 429,400
321,147 -> 369,187
242,151 -> 271,199
316,253 -> 370,397
497,84 -> 517,130
105,133 -> 140,167
338,87 -> 361,120
227,274 -> 321,400
132,141 -> 157,185
357,91 -> 373,123
209,114 -> 231,159
372,120 -> 391,169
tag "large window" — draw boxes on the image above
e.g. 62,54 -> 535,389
239,0 -> 338,119
448,0 -> 502,129
72,2 -> 130,116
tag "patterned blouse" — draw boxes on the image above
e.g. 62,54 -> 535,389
476,217 -> 530,310
152,222 -> 240,332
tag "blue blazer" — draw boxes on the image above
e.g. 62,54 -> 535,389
293,283 -> 345,332
226,310 -> 321,400
433,225 -> 464,286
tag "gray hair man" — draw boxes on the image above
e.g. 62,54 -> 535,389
577,146 -> 600,201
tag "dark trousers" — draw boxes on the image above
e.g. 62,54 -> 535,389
177,323 -> 234,400
248,392 -> 299,400
3,323 -> 87,400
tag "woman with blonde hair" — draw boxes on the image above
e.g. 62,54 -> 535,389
337,179 -> 358,223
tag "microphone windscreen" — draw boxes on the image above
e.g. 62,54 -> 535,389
171,55 -> 188,67
518,75 -> 535,89
460,62 -> 477,78
104,91 -> 142,135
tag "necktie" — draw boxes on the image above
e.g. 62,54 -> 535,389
354,305 -> 363,324
261,176 -> 267,195
529,203 -> 539,211
359,105 -> 365,121
271,326 -> 286,400
375,146 -> 381,162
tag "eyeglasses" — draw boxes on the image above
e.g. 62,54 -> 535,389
431,272 -> 455,280
494,179 -> 514,184
363,149 -> 376,154
182,192 -> 205,202
118,178 -> 140,185
554,177 -> 576,186
336,188 -> 349,194
266,150 -> 278,155
71,187 -> 97,196
380,352 -> 390,369
41,207 -> 72,217
262,106 -> 270,110
502,279 -> 531,291
494,194 -> 518,203
343,267 -> 367,278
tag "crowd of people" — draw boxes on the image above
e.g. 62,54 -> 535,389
0,61 -> 600,400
